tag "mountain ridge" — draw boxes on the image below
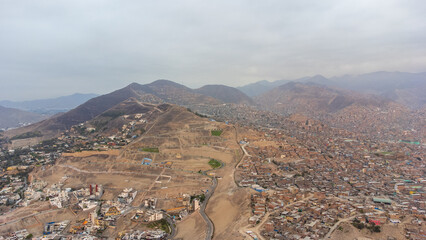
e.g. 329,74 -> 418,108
3,80 -> 251,138
239,71 -> 426,108
0,93 -> 99,115
0,105 -> 47,130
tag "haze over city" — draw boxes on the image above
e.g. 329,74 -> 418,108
1,0 -> 426,100
0,1 -> 425,240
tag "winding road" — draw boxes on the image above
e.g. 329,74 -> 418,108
199,177 -> 217,240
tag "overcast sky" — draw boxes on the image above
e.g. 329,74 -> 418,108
1,0 -> 425,100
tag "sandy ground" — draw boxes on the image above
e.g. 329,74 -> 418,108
175,211 -> 207,240
0,207 -> 77,236
0,202 -> 52,225
330,222 -> 407,240
207,186 -> 251,240
62,149 -> 121,157
10,137 -> 42,149
204,127 -> 252,240
2,107 -> 250,237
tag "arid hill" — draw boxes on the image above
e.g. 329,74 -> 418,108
194,85 -> 254,105
0,105 -> 46,129
85,99 -> 172,136
4,80 -> 221,138
255,82 -> 392,116
254,82 -> 422,137
239,71 -> 426,109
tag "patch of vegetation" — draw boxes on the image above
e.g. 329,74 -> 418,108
293,173 -> 302,178
10,131 -> 43,140
366,224 -> 381,233
190,193 -> 206,203
140,147 -> 159,153
351,219 -> 365,230
352,219 -> 381,233
74,125 -> 87,136
0,136 -> 10,146
187,108 -> 208,118
41,139 -> 56,146
92,119 -> 109,131
375,151 -> 394,157
100,110 -> 125,119
211,129 -> 223,136
147,219 -> 171,234
208,158 -> 221,169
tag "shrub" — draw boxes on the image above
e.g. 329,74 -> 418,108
208,159 -> 221,169
211,130 -> 223,136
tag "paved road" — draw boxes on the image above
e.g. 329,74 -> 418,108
164,214 -> 177,239
200,177 -> 217,240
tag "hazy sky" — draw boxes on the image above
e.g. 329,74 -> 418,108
1,0 -> 425,100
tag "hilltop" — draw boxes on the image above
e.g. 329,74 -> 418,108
195,85 -> 254,105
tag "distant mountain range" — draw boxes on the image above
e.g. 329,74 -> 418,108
4,80 -> 252,138
238,71 -> 426,109
0,105 -> 47,130
330,72 -> 426,109
255,81 -> 394,116
0,93 -> 99,115
3,71 -> 425,140
255,81 -> 424,136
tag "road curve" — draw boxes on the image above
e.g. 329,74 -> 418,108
165,214 -> 177,239
200,177 -> 217,240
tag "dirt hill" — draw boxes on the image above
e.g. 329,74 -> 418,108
195,85 -> 254,105
255,82 -> 392,116
4,80 -> 222,138
0,105 -> 46,129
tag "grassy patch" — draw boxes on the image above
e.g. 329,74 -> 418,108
140,147 -> 159,153
208,158 -> 221,169
374,151 -> 394,157
147,219 -> 171,234
211,129 -> 223,136
190,193 -> 206,203
10,131 -> 43,140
